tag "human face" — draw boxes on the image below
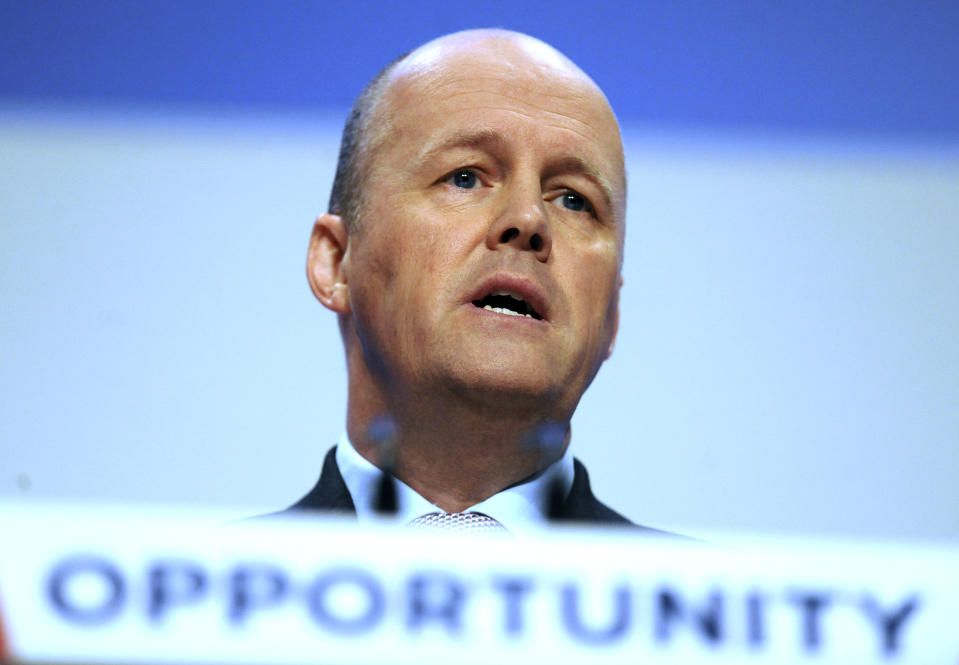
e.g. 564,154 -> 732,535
344,37 -> 626,419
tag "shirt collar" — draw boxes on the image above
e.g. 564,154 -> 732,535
334,432 -> 575,533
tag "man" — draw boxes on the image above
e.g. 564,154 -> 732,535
285,29 -> 655,532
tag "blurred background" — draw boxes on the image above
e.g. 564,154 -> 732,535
1,1 -> 957,540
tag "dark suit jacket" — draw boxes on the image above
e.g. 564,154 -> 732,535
280,446 -> 668,534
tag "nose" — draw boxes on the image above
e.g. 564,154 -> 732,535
485,182 -> 552,262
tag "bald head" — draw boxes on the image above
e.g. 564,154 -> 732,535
328,29 -> 625,233
394,29 -> 594,86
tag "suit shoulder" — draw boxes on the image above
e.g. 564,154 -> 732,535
566,458 -> 674,536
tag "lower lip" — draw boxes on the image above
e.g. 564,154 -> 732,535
468,304 -> 547,325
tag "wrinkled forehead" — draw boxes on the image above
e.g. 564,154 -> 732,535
371,31 -> 627,218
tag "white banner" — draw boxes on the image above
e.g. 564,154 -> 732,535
0,503 -> 956,664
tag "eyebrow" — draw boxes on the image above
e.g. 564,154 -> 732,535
414,128 -> 505,166
544,154 -> 616,215
415,128 -> 617,213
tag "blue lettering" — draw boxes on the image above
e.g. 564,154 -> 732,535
148,559 -> 208,622
47,555 -> 125,624
655,587 -> 724,645
560,582 -> 631,645
746,591 -> 765,647
786,589 -> 833,651
228,563 -> 289,624
860,593 -> 920,656
307,567 -> 385,635
492,576 -> 535,636
406,571 -> 466,634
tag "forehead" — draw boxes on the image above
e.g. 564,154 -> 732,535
368,37 -> 627,213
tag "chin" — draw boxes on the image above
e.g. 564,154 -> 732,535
443,361 -> 571,412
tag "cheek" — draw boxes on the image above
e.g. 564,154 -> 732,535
564,231 -> 619,286
569,247 -> 620,330
355,231 -> 453,324
420,230 -> 470,277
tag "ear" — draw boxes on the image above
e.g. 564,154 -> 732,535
306,213 -> 351,314
605,274 -> 623,360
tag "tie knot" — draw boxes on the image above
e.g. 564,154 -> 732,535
407,511 -> 507,534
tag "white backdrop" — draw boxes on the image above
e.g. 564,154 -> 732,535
2,104 -> 957,540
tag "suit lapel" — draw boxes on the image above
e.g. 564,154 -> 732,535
286,446 -> 356,513
558,458 -> 633,525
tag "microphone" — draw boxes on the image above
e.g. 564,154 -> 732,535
524,421 -> 569,523
368,415 -> 399,516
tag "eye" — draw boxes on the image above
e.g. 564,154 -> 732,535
447,169 -> 479,189
556,190 -> 593,214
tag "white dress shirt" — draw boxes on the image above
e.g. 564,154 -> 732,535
334,432 -> 575,533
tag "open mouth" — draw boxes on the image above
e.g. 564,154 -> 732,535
472,290 -> 543,320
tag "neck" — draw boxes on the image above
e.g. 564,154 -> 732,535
345,378 -> 570,513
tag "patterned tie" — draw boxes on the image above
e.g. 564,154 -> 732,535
407,511 -> 507,533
